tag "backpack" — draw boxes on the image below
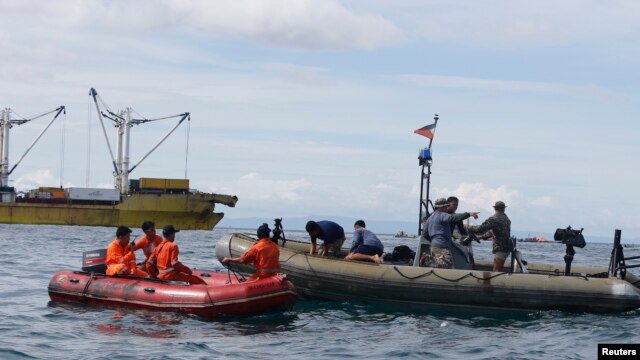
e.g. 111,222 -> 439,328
391,245 -> 416,262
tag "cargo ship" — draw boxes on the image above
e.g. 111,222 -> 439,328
0,89 -> 238,230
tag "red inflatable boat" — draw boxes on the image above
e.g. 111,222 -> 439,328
48,269 -> 297,318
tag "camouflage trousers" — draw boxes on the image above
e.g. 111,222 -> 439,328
430,246 -> 453,269
317,236 -> 346,257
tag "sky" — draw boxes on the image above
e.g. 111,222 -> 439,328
0,0 -> 638,238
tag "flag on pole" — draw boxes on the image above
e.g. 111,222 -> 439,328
414,123 -> 436,140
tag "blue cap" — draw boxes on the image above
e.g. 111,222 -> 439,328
162,224 -> 180,235
257,223 -> 271,238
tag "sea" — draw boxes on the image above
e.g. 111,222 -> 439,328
1,224 -> 639,360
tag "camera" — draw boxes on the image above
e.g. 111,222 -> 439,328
271,218 -> 285,244
554,226 -> 586,248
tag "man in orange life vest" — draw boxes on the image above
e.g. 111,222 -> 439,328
105,226 -> 149,277
221,223 -> 280,281
146,224 -> 206,285
133,220 -> 163,277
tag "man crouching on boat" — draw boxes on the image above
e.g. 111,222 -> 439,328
428,198 -> 479,269
221,223 -> 281,281
106,226 -> 149,277
146,225 -> 206,285
305,220 -> 346,257
345,220 -> 384,264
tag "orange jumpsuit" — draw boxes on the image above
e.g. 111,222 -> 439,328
134,234 -> 164,260
147,240 -> 206,284
105,239 -> 148,277
240,237 -> 281,280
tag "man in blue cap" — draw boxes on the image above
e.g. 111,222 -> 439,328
146,224 -> 206,284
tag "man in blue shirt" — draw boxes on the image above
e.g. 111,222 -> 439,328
345,220 -> 384,264
428,198 -> 479,269
305,220 -> 346,257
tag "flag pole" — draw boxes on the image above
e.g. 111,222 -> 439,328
428,114 -> 438,149
414,114 -> 439,266
417,114 -> 438,234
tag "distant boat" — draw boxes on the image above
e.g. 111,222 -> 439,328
394,231 -> 417,238
0,89 -> 237,230
518,235 -> 551,243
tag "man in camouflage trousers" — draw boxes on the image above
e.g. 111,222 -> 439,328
427,198 -> 479,269
468,201 -> 512,272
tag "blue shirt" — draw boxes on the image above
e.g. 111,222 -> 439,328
427,210 -> 471,250
312,221 -> 345,245
350,228 -> 384,252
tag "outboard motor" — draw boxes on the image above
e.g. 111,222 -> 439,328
82,248 -> 107,273
554,226 -> 586,275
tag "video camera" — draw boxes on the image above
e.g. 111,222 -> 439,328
271,218 -> 286,244
554,226 -> 586,276
553,226 -> 586,248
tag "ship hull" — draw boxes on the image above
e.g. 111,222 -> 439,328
0,193 -> 237,230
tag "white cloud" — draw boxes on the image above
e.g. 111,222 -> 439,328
387,0 -> 640,48
204,172 -> 416,221
392,74 -> 622,100
12,170 -> 58,191
373,183 -> 392,190
261,63 -> 330,84
436,182 -> 522,213
175,0 -> 403,50
0,0 -> 403,51
530,196 -> 553,207
225,172 -> 312,203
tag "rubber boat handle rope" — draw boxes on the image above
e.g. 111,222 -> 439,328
224,235 -> 248,283
225,263 -> 246,284
391,266 -> 590,282
280,252 -> 301,264
80,273 -> 95,299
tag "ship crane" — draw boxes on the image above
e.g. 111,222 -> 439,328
89,88 -> 190,195
0,106 -> 66,191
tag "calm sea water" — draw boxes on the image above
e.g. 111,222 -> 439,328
1,224 -> 639,360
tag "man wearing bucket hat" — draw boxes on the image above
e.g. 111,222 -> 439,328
427,198 -> 479,269
468,201 -> 512,272
221,223 -> 281,281
146,224 -> 206,284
